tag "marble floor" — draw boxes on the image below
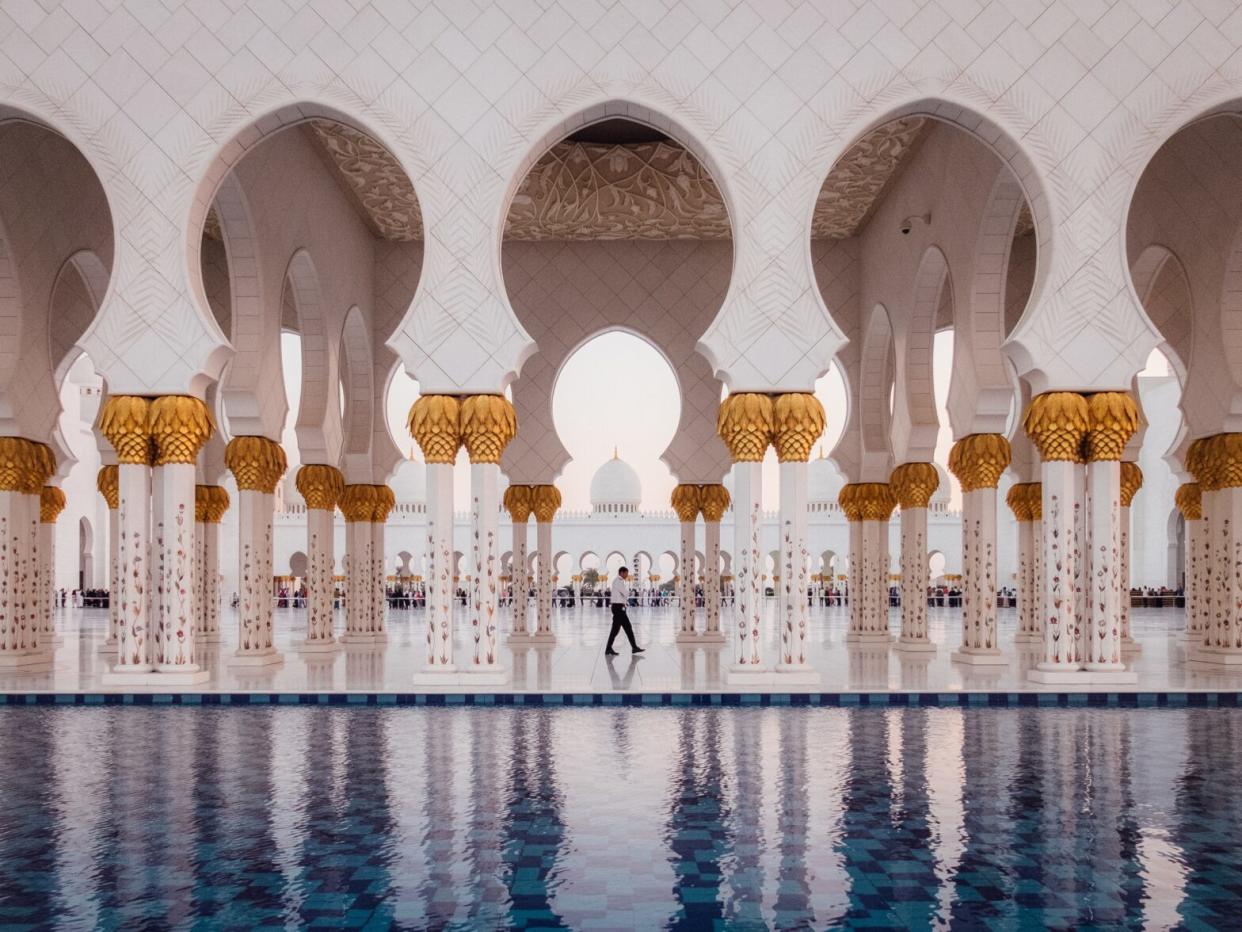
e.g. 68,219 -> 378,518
4,603 -> 1239,694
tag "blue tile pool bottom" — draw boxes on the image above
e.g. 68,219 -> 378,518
1,706 -> 1239,930
2,689 -> 1242,706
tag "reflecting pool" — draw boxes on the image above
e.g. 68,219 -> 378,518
0,707 -> 1238,929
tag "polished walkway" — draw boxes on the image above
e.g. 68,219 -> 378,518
5,603 -> 1239,694
0,704 -> 1237,928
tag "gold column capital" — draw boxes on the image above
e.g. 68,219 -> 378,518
96,464 -> 119,509
224,436 -> 286,493
371,484 -> 395,522
1207,433 -> 1242,490
1023,391 -> 1088,463
408,395 -> 461,464
503,484 -> 532,523
948,433 -> 1011,491
0,437 -> 35,493
772,392 -> 825,463
717,393 -> 773,462
671,484 -> 702,522
530,484 -> 561,523
99,395 -> 153,464
339,484 -> 378,523
838,483 -> 896,522
698,484 -> 731,522
1119,461 -> 1143,506
295,464 -> 345,511
1175,482 -> 1202,520
148,395 -> 214,465
889,462 -> 939,509
194,485 -> 209,523
39,486 -> 66,523
1006,482 -> 1040,522
202,485 -> 230,522
1085,391 -> 1139,462
29,442 -> 56,491
1186,437 -> 1215,490
459,394 -> 516,464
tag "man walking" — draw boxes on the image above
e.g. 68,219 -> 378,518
606,566 -> 644,656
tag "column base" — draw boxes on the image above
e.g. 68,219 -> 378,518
230,649 -> 284,667
1013,632 -> 1042,644
951,648 -> 1008,666
0,651 -> 52,670
460,667 -> 509,685
846,632 -> 893,645
1121,637 -> 1143,654
698,631 -> 727,645
195,632 -> 223,642
339,633 -> 381,645
103,667 -> 212,686
509,631 -> 558,646
895,637 -> 936,653
295,638 -> 340,653
1188,646 -> 1242,666
411,665 -> 468,686
773,663 -> 820,684
1028,667 -> 1138,685
675,631 -> 700,645
724,664 -> 774,686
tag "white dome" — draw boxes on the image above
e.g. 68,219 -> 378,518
590,453 -> 641,507
931,463 -> 952,503
390,458 -> 426,503
808,453 -> 845,504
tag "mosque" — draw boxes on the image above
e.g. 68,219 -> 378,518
0,0 -> 1233,694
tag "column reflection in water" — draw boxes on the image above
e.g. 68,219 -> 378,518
2,707 -> 1239,927
663,710 -> 728,929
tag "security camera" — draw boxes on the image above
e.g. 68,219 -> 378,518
900,214 -> 930,235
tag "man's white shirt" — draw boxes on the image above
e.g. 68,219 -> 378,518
610,576 -> 629,605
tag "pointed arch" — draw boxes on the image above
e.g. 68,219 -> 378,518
859,304 -> 896,480
893,247 -> 949,463
339,306 -> 374,481
284,250 -> 342,466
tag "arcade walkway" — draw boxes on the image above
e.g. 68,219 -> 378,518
3,604 -> 1236,695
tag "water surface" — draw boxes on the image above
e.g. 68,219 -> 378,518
0,707 -> 1237,929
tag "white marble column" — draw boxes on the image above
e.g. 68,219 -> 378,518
195,486 -> 226,642
38,487 -> 65,650
1024,393 -> 1091,683
531,484 -> 560,644
775,462 -> 809,669
98,466 -> 121,653
1196,442 -> 1242,664
1119,462 -> 1142,653
143,396 -> 213,682
295,465 -> 343,651
409,395 -> 462,679
1079,394 -> 1139,680
672,484 -> 700,644
370,486 -> 393,642
0,438 -> 43,666
772,394 -> 823,676
460,395 -> 515,679
700,484 -> 729,644
717,393 -> 774,681
422,463 -> 456,671
504,487 -> 532,640
225,436 -> 285,667
98,397 -> 155,673
465,462 -> 505,676
729,460 -> 765,673
340,485 -> 375,645
1176,483 -> 1203,643
845,506 -> 864,638
891,464 -> 939,652
1007,483 -> 1041,644
948,435 -> 1010,666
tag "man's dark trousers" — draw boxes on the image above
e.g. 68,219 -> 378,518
607,604 -> 639,652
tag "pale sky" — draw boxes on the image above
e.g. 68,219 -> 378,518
279,331 -> 1175,513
